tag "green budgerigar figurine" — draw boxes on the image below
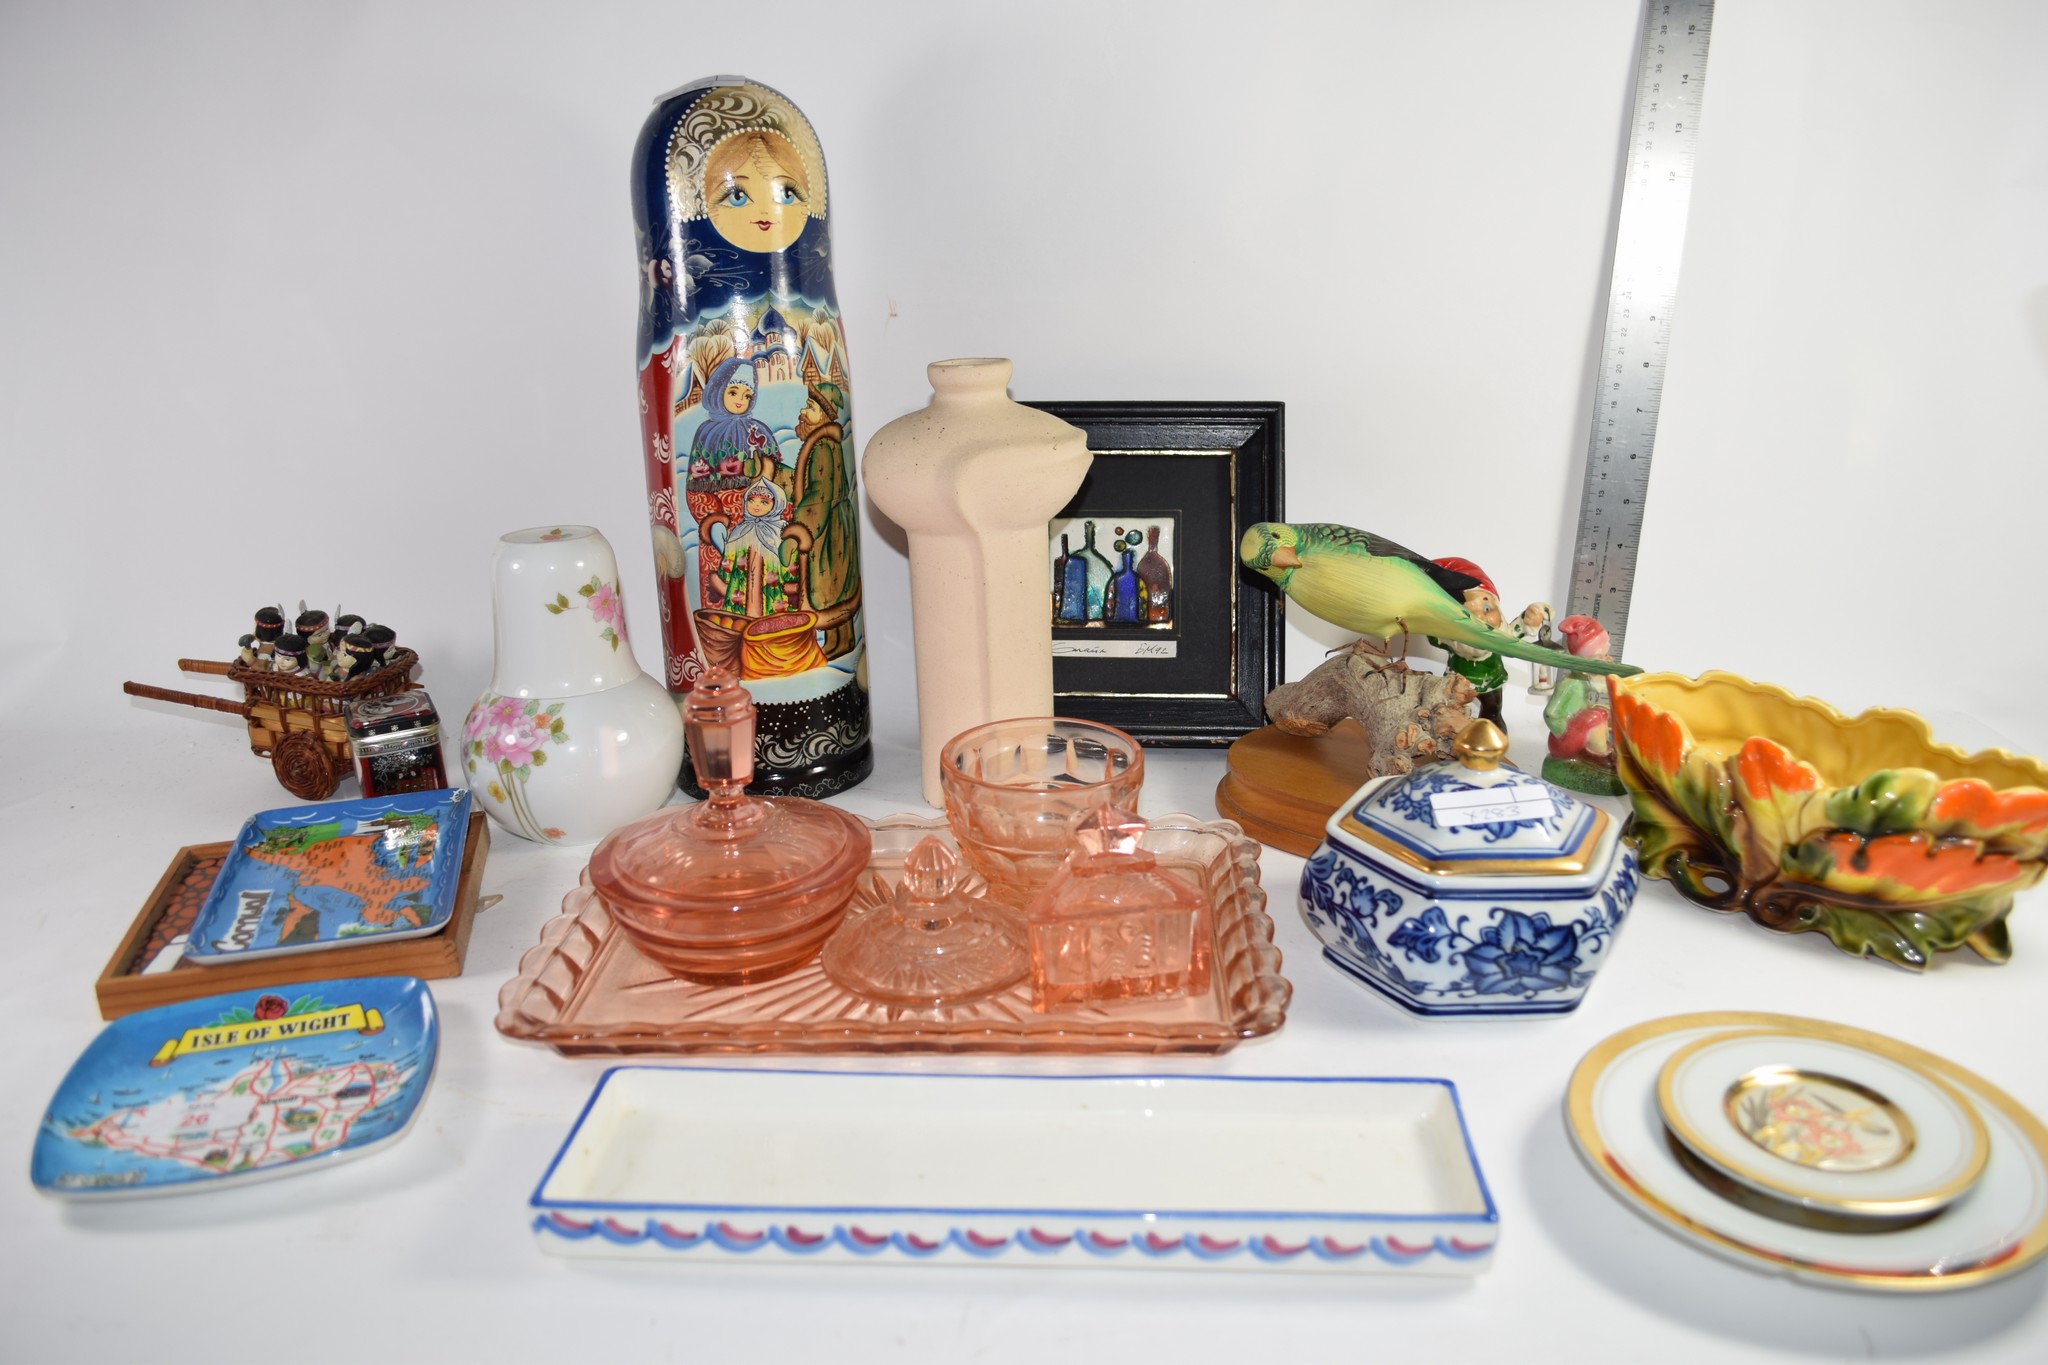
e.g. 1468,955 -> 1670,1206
1238,522 -> 1642,678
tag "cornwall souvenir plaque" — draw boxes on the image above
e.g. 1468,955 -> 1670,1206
632,76 -> 870,797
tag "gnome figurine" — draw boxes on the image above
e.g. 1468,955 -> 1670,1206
1425,558 -> 1509,733
1541,615 -> 1627,796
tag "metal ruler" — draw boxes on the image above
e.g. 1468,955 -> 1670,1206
1565,0 -> 1715,660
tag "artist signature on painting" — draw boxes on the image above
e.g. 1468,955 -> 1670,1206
1053,641 -> 1177,659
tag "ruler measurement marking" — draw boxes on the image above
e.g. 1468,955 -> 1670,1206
1566,0 -> 1715,660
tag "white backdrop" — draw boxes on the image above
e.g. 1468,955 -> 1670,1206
5,2 -> 2047,1361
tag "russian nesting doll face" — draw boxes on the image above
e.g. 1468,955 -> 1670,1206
704,131 -> 811,253
721,379 -> 755,414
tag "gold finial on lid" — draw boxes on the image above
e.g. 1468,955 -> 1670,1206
1454,719 -> 1509,771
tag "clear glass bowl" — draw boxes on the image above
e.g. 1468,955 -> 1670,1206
938,718 -> 1145,907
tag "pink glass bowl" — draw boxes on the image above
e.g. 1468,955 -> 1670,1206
939,718 -> 1144,907
587,798 -> 872,986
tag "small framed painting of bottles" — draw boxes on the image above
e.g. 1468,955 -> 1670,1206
1027,402 -> 1284,746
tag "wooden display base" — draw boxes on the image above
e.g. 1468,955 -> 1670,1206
94,809 -> 490,1019
1214,721 -> 1380,857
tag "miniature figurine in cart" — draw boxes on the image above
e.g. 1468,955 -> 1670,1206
1541,614 -> 1626,795
252,606 -> 285,668
1425,557 -> 1509,732
270,633 -> 307,677
337,631 -> 378,680
1510,601 -> 1563,695
236,633 -> 260,669
296,608 -> 333,674
363,624 -> 398,667
328,615 -> 365,679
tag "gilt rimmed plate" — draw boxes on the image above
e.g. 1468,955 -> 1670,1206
1566,1012 -> 2048,1292
1657,1027 -> 1990,1219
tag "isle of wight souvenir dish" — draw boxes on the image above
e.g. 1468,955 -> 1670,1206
863,358 -> 1092,805
1566,1011 -> 2048,1292
33,976 -> 437,1198
497,813 -> 1286,1055
1656,1027 -> 1990,1219
185,790 -> 471,964
1608,671 -> 2048,969
464,525 -> 685,845
633,76 -> 870,799
1299,720 -> 1638,1017
587,669 -> 870,986
530,1068 -> 1495,1274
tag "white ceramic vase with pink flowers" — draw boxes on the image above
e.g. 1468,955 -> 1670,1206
463,525 -> 684,844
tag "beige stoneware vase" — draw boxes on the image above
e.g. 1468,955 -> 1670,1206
863,359 -> 1093,806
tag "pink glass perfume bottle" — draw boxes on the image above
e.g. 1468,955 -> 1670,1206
821,836 -> 1029,1008
1026,807 -> 1210,1012
588,667 -> 871,985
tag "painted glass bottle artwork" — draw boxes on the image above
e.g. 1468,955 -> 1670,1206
1056,534 -> 1088,625
1078,521 -> 1116,621
1137,525 -> 1173,623
631,77 -> 871,798
1106,548 -> 1146,625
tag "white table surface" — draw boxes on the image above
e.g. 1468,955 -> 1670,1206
6,687 -> 2045,1364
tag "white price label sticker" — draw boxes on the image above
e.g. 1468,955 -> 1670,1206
1429,787 -> 1556,830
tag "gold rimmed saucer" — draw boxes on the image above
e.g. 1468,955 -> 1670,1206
1566,1011 -> 2048,1292
1656,1026 -> 1992,1220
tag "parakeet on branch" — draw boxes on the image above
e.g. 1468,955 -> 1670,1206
1239,522 -> 1643,678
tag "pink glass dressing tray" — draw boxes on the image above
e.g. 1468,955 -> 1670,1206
495,814 -> 1289,1055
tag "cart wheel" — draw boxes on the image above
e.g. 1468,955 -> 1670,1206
272,733 -> 340,800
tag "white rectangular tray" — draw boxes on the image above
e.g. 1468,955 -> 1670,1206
530,1068 -> 1498,1274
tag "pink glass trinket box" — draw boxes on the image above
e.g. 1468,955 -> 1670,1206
1027,808 -> 1209,1011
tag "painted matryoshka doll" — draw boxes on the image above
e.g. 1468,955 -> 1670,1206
632,76 -> 870,799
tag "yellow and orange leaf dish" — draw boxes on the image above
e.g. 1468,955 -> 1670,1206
1608,672 -> 2048,971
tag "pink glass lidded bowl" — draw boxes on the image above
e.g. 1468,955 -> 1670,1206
588,669 -> 870,985
938,717 -> 1145,907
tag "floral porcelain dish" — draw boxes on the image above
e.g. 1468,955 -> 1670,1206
1655,1026 -> 1990,1220
1609,671 -> 2048,970
1566,1012 -> 2048,1292
530,1067 -> 1496,1274
1299,720 -> 1638,1017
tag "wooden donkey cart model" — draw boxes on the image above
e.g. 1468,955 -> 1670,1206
123,650 -> 421,800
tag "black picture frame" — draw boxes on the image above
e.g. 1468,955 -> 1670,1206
1026,401 -> 1285,747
